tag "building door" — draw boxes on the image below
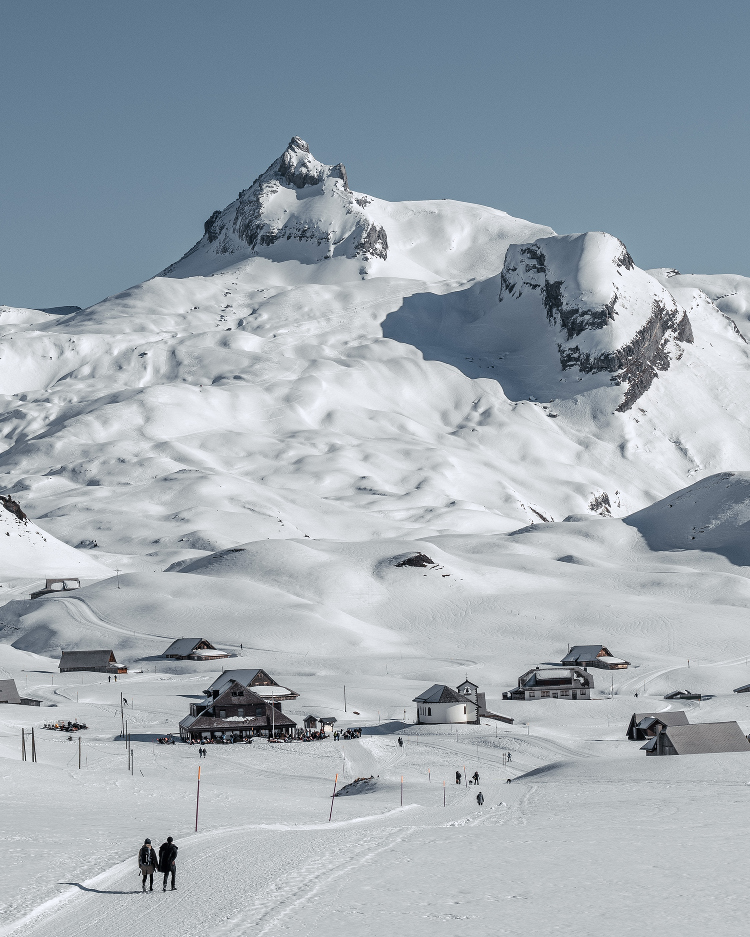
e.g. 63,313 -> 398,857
552,692 -> 558,698
572,691 -> 578,700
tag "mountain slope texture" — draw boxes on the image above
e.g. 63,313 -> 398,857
1,137 -> 750,568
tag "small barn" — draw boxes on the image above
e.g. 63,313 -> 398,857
0,678 -> 41,706
59,650 -> 127,674
561,645 -> 630,669
163,638 -> 229,661
664,689 -> 702,701
414,685 -> 470,724
504,667 -> 594,701
626,711 -> 689,741
642,722 -> 750,756
180,681 -> 296,741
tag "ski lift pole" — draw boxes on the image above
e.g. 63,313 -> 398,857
328,773 -> 338,822
31,727 -> 36,763
21,728 -> 26,762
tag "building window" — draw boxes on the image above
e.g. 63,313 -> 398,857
255,706 -> 264,716
428,707 -> 431,716
528,692 -> 536,698
238,708 -> 244,717
541,691 -> 550,698
219,710 -> 226,718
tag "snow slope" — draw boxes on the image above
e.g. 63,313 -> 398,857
0,138 -> 750,562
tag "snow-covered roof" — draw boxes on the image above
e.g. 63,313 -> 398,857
205,670 -> 299,699
597,656 -> 629,665
631,711 -> 689,727
413,684 -> 464,704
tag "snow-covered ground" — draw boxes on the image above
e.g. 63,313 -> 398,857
4,137 -> 750,934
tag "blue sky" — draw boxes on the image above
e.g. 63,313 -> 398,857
2,1 -> 748,309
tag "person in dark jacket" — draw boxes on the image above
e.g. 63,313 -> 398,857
455,771 -> 461,785
472,771 -> 480,785
476,791 -> 484,806
159,836 -> 178,891
138,839 -> 157,892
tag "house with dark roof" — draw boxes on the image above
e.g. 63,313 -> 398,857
626,711 -> 689,741
179,681 -> 296,741
503,667 -> 594,701
163,638 -> 229,661
203,669 -> 298,706
414,684 -> 471,724
642,722 -> 750,756
59,650 -> 126,674
0,678 -> 41,706
561,645 -> 630,669
664,689 -> 702,701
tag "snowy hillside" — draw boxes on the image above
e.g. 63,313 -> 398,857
0,137 -> 749,562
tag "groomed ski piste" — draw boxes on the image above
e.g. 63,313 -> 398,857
3,138 -> 750,935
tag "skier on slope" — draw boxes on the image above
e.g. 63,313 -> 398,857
159,836 -> 178,891
476,791 -> 484,806
138,838 -> 157,892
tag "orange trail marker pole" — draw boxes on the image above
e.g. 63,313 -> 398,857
195,766 -> 201,832
329,773 -> 338,822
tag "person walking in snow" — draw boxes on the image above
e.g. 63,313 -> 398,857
159,836 -> 178,891
397,737 -> 403,748
472,771 -> 480,785
476,791 -> 484,806
506,752 -> 511,763
138,839 -> 157,892
455,771 -> 462,785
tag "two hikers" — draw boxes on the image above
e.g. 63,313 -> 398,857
138,839 -> 157,892
139,836 -> 177,892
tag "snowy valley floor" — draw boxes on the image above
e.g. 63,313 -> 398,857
3,658 -> 750,936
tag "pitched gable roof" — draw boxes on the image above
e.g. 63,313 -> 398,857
164,638 -> 217,657
632,711 -> 689,727
561,645 -> 609,663
205,669 -> 298,699
0,679 -> 21,704
413,684 -> 464,704
665,722 -> 750,754
60,650 -> 118,669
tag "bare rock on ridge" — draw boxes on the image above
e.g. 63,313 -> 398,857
499,232 -> 694,410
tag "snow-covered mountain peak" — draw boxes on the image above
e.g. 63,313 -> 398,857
161,137 -> 384,277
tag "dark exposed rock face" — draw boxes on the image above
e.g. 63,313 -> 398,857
499,233 -> 695,411
394,553 -> 436,567
162,137 -> 385,273
0,495 -> 27,523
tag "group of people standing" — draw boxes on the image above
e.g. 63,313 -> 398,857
138,837 -> 178,892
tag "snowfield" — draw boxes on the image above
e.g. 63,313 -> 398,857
3,138 -> 750,935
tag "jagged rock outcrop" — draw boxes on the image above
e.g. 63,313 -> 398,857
498,232 -> 694,410
162,137 -> 388,273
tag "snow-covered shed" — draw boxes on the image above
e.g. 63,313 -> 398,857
626,711 -> 689,741
642,722 -> 750,756
664,689 -> 702,700
504,667 -> 594,701
59,650 -> 126,674
561,645 -> 630,669
181,681 -> 296,741
163,638 -> 229,661
414,685 -> 470,724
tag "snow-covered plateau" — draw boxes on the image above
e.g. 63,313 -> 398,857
3,138 -> 750,935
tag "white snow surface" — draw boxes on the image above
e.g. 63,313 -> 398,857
4,137 -> 750,935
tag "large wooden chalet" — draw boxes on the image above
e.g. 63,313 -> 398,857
561,645 -> 630,670
163,638 -> 229,661
504,666 -> 594,701
59,650 -> 127,674
179,669 -> 299,741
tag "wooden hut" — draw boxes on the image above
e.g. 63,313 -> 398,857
163,638 -> 229,661
626,711 -> 689,741
0,678 -> 40,706
179,681 -> 296,741
561,645 -> 630,669
59,650 -> 127,674
642,722 -> 750,756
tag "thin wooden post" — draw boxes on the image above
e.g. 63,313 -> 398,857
31,727 -> 36,763
21,728 -> 26,762
344,685 -> 347,712
78,736 -> 81,769
400,776 -> 403,806
328,773 -> 338,822
443,780 -> 446,806
195,766 -> 201,832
